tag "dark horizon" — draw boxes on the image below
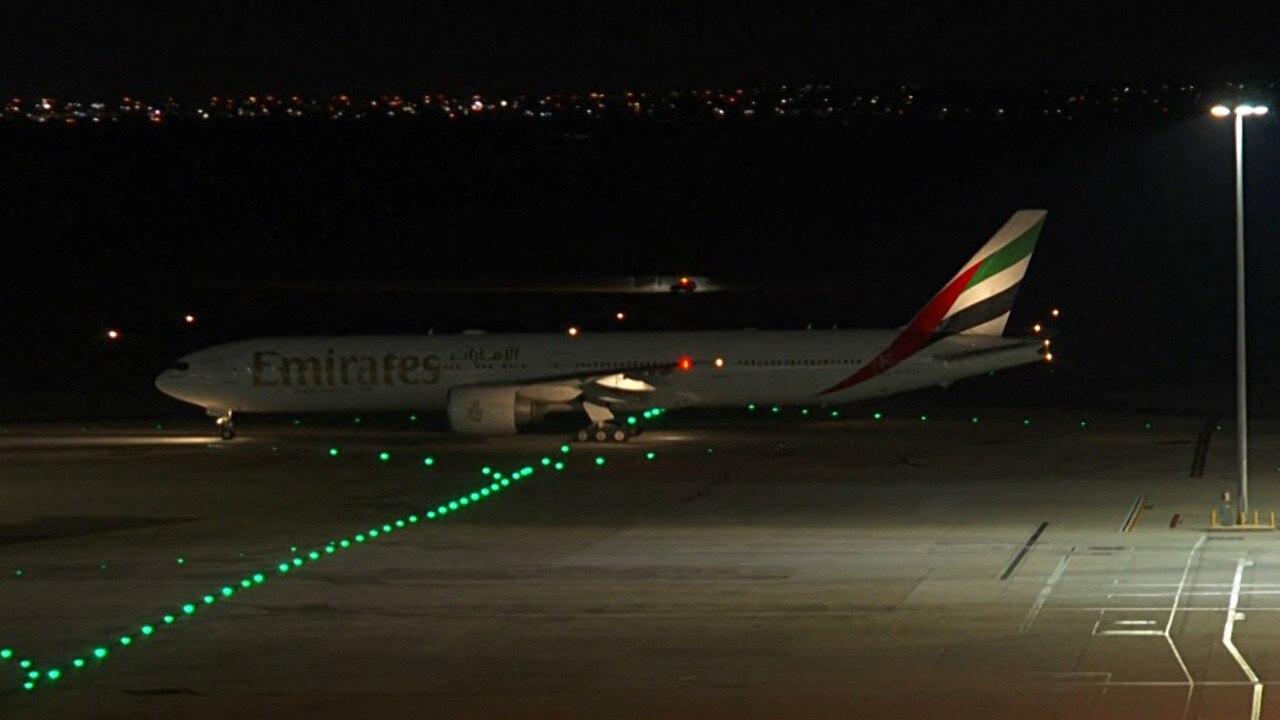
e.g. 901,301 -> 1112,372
5,4 -> 1280,95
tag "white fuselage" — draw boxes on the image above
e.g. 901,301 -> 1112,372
155,329 -> 1044,417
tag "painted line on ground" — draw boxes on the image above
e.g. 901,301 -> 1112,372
1020,546 -> 1073,633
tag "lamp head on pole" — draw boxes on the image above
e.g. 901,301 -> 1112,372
1211,104 -> 1269,118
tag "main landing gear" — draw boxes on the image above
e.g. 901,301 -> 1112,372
576,423 -> 631,443
214,410 -> 236,440
575,401 -> 636,443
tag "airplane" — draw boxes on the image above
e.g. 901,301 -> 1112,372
155,210 -> 1050,441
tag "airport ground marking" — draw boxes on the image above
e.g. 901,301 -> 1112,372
5,409 -> 668,694
1020,546 -> 1074,634
1223,557 -> 1263,720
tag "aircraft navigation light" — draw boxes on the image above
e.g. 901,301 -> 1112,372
678,356 -> 693,371
1212,105 -> 1232,118
714,357 -> 725,368
106,329 -> 120,340
1032,323 -> 1042,333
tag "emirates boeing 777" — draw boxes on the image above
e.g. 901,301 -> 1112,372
156,210 -> 1050,441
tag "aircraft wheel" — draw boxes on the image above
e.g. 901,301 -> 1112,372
611,428 -> 629,443
593,427 -> 609,443
220,426 -> 236,440
576,428 -> 592,443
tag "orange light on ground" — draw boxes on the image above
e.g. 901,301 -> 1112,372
1045,352 -> 1054,362
106,329 -> 121,340
678,356 -> 693,371
184,314 -> 196,324
1032,323 -> 1042,333
714,357 -> 725,368
615,312 -> 625,321
1050,308 -> 1060,318
567,326 -> 579,337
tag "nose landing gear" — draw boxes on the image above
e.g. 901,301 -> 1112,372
215,410 -> 236,440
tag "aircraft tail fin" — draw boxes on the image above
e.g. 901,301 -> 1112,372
909,210 -> 1046,338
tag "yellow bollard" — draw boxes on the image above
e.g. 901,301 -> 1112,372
1212,508 -> 1219,527
1254,510 -> 1260,526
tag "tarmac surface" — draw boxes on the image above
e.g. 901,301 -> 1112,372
1,406 -> 1278,719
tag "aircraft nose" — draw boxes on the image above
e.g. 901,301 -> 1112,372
155,369 -> 184,396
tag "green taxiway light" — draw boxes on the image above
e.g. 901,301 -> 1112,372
481,488 -> 490,496
437,504 -> 448,514
1144,422 -> 1152,430
501,477 -> 512,485
801,408 -> 810,416
369,529 -> 381,537
553,463 -> 564,471
972,416 -> 979,424
919,414 -> 928,422
27,670 -> 39,679
469,493 -> 479,502
489,483 -> 500,492
1079,421 -> 1088,428
831,410 -> 840,418
19,659 -> 31,668
329,448 -> 340,457
23,682 -> 35,691
353,417 -> 362,424
482,466 -> 492,475
409,414 -> 418,422
541,457 -> 551,466
646,451 -> 655,460
427,511 -> 437,519
278,563 -> 291,572
771,406 -> 780,413
309,550 -> 321,559
379,452 -> 391,462
176,557 -> 185,564
292,557 -> 304,566
423,457 -> 434,466
748,403 -> 757,411
221,586 -> 234,597
448,501 -> 459,510
642,411 -> 652,419
163,615 -> 175,624
396,519 -> 406,527
141,625 -> 154,636
873,412 -> 883,420
182,604 -> 196,615
120,636 -> 132,646
595,456 -> 606,466
560,444 -> 571,453
203,594 -> 215,604
1023,418 -> 1032,427
458,498 -> 469,506
627,416 -> 637,424
339,539 -> 351,547
72,658 -> 85,668
0,648 -> 11,659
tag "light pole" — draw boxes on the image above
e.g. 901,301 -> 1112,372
1211,102 -> 1268,519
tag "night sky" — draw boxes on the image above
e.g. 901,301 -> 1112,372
3,3 -> 1277,94
4,3 -> 1280,417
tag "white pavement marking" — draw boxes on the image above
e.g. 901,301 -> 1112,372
1223,557 -> 1263,720
1020,547 -> 1074,634
1166,534 -> 1205,720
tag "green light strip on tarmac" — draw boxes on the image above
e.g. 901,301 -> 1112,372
4,408 -> 668,693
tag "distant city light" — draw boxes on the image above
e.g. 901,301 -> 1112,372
106,329 -> 120,340
184,314 -> 196,324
